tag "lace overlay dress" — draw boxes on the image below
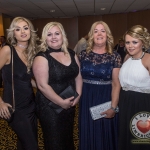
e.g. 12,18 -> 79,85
35,48 -> 79,150
79,50 -> 121,150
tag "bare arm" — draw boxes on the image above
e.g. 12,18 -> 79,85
72,54 -> 83,106
0,46 -> 13,119
33,56 -> 74,109
111,68 -> 121,108
102,68 -> 121,118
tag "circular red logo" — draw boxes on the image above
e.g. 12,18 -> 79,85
130,112 -> 150,139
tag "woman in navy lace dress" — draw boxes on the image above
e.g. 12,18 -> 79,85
79,21 -> 121,150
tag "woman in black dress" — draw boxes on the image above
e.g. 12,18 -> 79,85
33,22 -> 82,150
0,17 -> 38,150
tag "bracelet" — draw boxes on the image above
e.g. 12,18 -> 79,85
110,106 -> 119,113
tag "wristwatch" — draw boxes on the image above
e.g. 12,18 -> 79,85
110,106 -> 119,113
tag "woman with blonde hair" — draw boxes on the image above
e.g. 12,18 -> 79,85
33,22 -> 82,149
119,25 -> 150,150
79,21 -> 121,150
0,17 -> 38,150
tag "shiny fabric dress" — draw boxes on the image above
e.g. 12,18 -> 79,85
2,46 -> 38,150
79,50 -> 121,150
35,48 -> 79,150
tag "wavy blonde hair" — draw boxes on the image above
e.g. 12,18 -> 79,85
86,21 -> 114,54
39,22 -> 68,54
7,17 -> 38,73
124,25 -> 150,51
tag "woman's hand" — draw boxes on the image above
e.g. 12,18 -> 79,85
72,97 -> 80,106
101,108 -> 115,118
60,96 -> 74,109
0,102 -> 12,119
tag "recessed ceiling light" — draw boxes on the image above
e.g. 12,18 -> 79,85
101,8 -> 106,10
50,10 -> 55,13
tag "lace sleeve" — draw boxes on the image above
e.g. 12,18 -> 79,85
78,50 -> 86,62
113,52 -> 122,68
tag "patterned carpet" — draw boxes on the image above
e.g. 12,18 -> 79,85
0,88 -> 79,150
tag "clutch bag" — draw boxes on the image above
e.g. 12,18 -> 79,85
89,101 -> 111,120
48,85 -> 79,114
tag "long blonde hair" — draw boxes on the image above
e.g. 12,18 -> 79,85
7,17 -> 38,73
87,21 -> 114,54
39,22 -> 69,54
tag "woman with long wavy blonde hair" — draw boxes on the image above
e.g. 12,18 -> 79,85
7,17 -> 38,73
0,17 -> 38,149
79,21 -> 121,150
86,21 -> 114,54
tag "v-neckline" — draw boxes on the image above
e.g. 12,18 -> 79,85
14,47 -> 27,68
49,53 -> 72,67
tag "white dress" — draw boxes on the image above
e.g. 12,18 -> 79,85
119,57 -> 150,93
118,55 -> 150,150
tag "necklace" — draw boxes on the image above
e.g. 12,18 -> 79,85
131,52 -> 145,60
48,47 -> 61,53
17,43 -> 28,49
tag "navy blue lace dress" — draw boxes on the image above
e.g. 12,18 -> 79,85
79,50 -> 121,150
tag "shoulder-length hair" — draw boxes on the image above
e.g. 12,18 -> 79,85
7,17 -> 38,73
87,21 -> 114,54
124,25 -> 150,51
39,22 -> 69,54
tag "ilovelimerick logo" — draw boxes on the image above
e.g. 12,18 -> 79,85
130,112 -> 150,144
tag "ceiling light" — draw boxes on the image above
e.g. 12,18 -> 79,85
50,10 -> 55,13
101,8 -> 106,10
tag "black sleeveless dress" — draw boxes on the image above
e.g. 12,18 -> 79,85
2,46 -> 38,150
35,48 -> 79,150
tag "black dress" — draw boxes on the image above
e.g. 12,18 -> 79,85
2,46 -> 38,150
35,48 -> 79,150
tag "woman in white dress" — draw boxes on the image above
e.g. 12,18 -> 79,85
118,25 -> 150,150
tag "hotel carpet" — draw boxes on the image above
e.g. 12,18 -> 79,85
0,88 -> 79,150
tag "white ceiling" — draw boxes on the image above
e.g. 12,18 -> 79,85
0,0 -> 150,19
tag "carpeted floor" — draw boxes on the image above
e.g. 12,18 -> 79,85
0,88 -> 79,150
